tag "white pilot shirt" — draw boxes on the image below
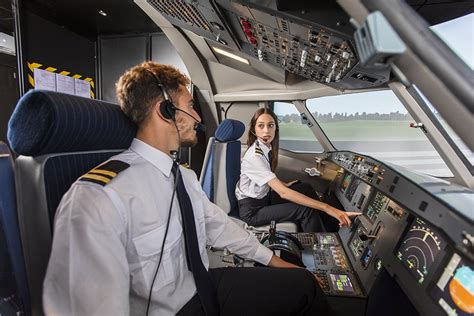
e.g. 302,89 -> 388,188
43,138 -> 273,316
235,139 -> 276,200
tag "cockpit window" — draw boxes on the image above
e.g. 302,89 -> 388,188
412,85 -> 474,170
430,14 -> 473,70
306,90 -> 453,178
412,14 -> 473,169
273,102 -> 323,153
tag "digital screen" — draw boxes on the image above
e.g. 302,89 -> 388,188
361,247 -> 373,268
365,191 -> 388,222
329,274 -> 354,293
340,173 -> 352,193
345,178 -> 360,200
431,253 -> 473,315
397,218 -> 445,284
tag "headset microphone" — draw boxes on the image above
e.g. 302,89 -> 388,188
174,108 -> 206,133
145,69 -> 206,134
250,129 -> 269,144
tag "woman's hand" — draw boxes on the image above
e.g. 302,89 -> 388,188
323,206 -> 361,227
285,180 -> 300,187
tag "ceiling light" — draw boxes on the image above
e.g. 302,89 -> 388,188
212,47 -> 249,64
98,10 -> 107,17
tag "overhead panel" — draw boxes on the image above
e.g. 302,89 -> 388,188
146,0 -> 240,50
146,0 -> 390,89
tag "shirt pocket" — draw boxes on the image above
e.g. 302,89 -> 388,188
131,224 -> 182,293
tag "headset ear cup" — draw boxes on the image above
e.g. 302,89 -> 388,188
160,100 -> 176,120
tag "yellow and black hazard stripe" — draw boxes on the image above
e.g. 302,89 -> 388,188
27,61 -> 96,99
79,160 -> 130,186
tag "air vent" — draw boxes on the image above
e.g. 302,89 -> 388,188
147,0 -> 211,31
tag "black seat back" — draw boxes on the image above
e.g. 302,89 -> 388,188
7,90 -> 136,315
0,141 -> 30,315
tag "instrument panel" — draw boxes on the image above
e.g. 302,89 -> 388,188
236,14 -> 357,84
326,151 -> 473,316
146,0 -> 391,88
296,232 -> 364,298
210,150 -> 472,315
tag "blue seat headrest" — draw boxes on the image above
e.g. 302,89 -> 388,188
215,119 -> 245,142
7,90 -> 137,156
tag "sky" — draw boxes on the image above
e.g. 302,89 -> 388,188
275,13 -> 473,116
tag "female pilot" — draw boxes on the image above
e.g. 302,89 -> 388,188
235,108 -> 359,232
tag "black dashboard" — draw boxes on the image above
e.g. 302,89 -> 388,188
327,151 -> 473,316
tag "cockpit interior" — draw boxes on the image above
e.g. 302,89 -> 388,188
0,0 -> 473,315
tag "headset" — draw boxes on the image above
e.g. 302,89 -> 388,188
145,69 -> 206,133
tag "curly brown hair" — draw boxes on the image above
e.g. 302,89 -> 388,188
116,61 -> 190,126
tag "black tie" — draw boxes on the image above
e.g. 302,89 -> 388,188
268,150 -> 273,169
267,150 -> 273,204
171,163 -> 219,316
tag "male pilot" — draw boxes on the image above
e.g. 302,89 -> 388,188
43,61 -> 329,315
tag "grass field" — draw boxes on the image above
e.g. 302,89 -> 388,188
279,120 -> 426,141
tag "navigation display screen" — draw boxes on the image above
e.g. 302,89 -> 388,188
397,217 -> 445,284
431,253 -> 473,316
340,173 -> 352,193
329,274 -> 355,293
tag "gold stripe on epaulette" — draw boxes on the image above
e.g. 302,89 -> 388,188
90,169 -> 117,177
255,148 -> 264,155
80,174 -> 111,184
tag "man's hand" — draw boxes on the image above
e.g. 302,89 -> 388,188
323,206 -> 361,227
268,254 -> 300,269
268,255 -> 324,286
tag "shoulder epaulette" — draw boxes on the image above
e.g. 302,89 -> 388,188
79,160 -> 130,186
255,147 -> 264,156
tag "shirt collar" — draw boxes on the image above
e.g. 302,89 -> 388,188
129,138 -> 174,177
256,139 -> 272,156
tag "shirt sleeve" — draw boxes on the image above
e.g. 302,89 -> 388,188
43,184 -> 130,316
200,188 -> 273,265
242,154 -> 276,186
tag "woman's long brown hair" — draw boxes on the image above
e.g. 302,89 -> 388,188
247,108 -> 280,172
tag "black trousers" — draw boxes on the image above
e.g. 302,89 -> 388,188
177,267 -> 330,316
238,182 -> 324,232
